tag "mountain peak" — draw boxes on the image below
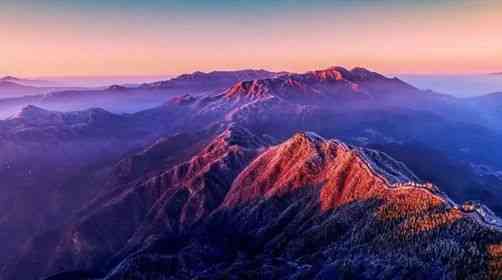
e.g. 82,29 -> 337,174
167,94 -> 197,106
9,106 -> 114,126
11,126 -> 502,279
224,79 -> 276,99
216,124 -> 271,149
350,67 -> 386,80
223,132 -> 423,208
285,132 -> 418,184
12,105 -> 53,119
307,66 -> 386,82
308,66 -> 348,81
221,66 -> 414,102
287,131 -> 327,147
107,84 -> 128,91
295,131 -> 325,142
174,69 -> 280,81
139,69 -> 280,93
0,75 -> 19,81
0,80 -> 32,89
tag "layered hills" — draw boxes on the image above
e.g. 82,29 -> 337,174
0,70 -> 280,119
2,66 -> 502,279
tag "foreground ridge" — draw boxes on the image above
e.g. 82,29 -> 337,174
301,131 -> 502,231
6,129 -> 502,280
353,137 -> 502,231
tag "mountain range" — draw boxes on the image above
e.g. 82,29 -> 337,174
0,80 -> 45,97
0,70 -> 280,119
0,76 -> 54,86
0,76 -> 91,100
4,126 -> 502,279
1,66 -> 502,279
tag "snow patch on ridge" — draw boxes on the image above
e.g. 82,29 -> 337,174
354,142 -> 502,230
287,132 -> 502,230
302,131 -> 325,143
356,148 -> 419,185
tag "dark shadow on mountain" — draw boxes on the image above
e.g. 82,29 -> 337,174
43,186 -> 502,280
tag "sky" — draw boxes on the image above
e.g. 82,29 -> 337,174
1,0 -> 502,76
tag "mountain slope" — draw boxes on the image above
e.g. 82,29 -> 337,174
141,69 -> 281,92
0,81 -> 43,98
0,70 -> 280,119
147,66 -> 471,138
0,78 -> 89,100
3,67 -> 502,279
222,66 -> 416,102
0,76 -> 54,87
222,132 -> 419,208
146,68 -> 502,181
369,142 -> 502,215
102,132 -> 502,279
132,66 -> 434,137
465,92 -> 502,131
0,106 -> 175,276
7,129 -> 502,280
3,125 -> 270,279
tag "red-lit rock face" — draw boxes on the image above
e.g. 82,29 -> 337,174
223,132 -> 416,211
488,244 -> 502,279
219,66 -> 414,104
218,131 -> 459,242
225,79 -> 277,99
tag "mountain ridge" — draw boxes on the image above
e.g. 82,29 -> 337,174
0,80 -> 38,89
140,69 -> 281,91
0,69 -> 283,118
6,127 -> 502,279
2,66 -> 502,279
222,66 -> 416,102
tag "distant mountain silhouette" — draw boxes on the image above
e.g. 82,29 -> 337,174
0,69 -> 281,118
140,69 -> 281,91
0,76 -> 56,87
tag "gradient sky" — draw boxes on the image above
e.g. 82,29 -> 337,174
2,0 -> 502,76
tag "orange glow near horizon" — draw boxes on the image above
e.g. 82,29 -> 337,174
1,1 -> 502,77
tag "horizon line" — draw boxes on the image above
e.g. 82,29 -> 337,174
3,68 -> 501,80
